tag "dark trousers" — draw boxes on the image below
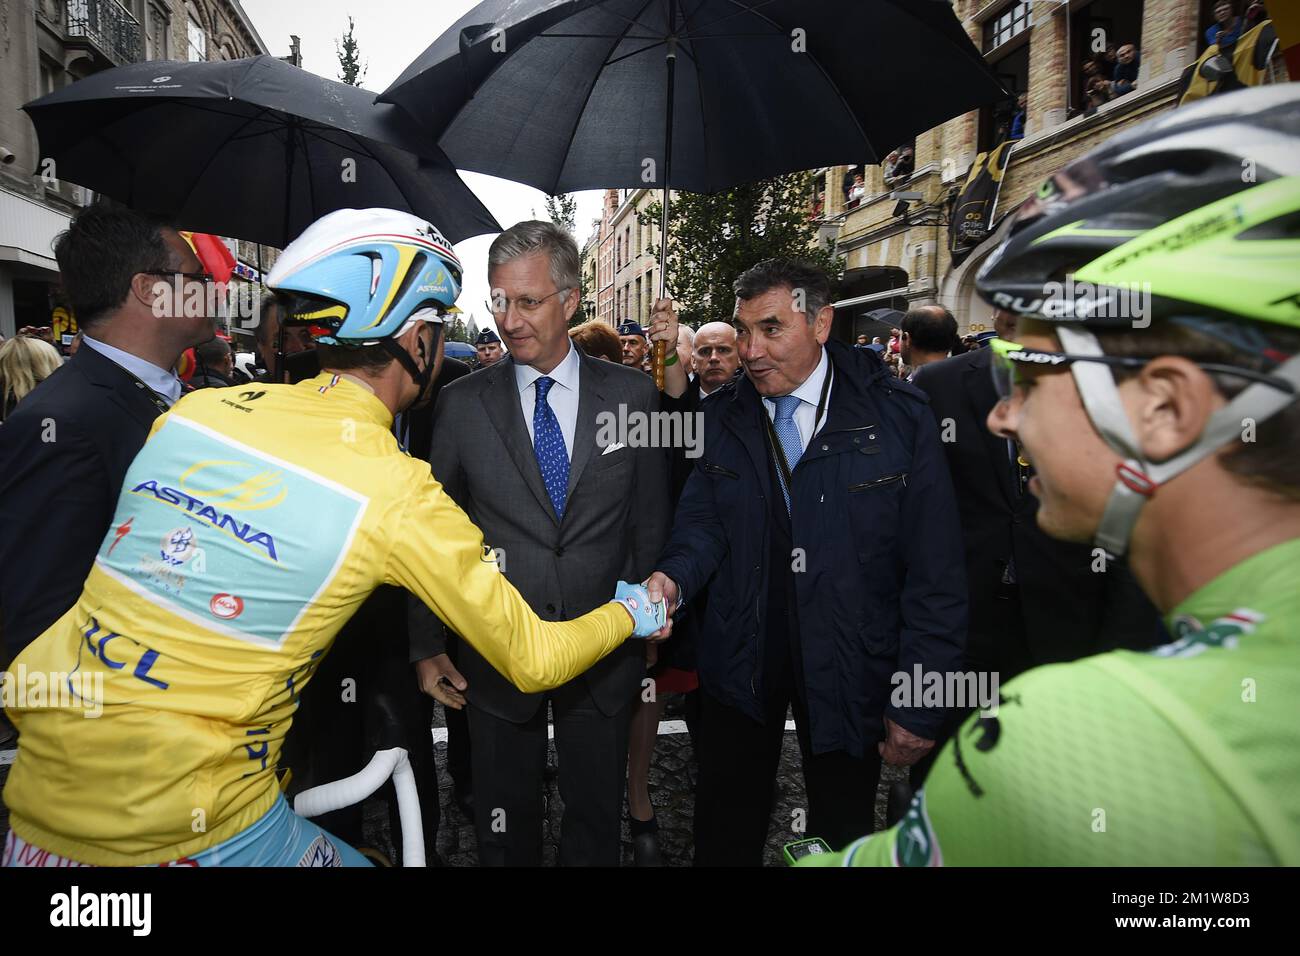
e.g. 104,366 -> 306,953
693,649 -> 883,866
911,599 -> 1029,790
386,687 -> 442,865
281,589 -> 440,865
444,636 -> 472,794
468,679 -> 631,866
445,700 -> 472,791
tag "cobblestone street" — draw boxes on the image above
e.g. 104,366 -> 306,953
364,693 -> 906,867
1,694 -> 906,867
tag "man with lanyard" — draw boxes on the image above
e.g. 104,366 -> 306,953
799,86 -> 1300,866
2,209 -> 668,868
0,206 -> 213,665
648,257 -> 967,864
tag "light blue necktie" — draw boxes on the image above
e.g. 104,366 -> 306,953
772,394 -> 803,513
533,376 -> 569,518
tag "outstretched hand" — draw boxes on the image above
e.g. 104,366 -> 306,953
644,572 -> 680,643
613,579 -> 672,641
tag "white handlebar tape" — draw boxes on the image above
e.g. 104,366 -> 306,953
292,747 -> 426,867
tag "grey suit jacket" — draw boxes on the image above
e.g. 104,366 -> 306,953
411,347 -> 671,721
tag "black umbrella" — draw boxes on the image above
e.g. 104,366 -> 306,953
866,308 -> 906,326
380,0 -> 1006,382
382,0 -> 1005,193
23,55 -> 500,248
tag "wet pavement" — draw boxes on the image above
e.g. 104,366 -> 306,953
367,693 -> 906,867
0,694 -> 906,867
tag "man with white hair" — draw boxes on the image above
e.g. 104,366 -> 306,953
675,324 -> 695,375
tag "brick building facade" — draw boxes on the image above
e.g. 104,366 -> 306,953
581,186 -> 678,329
820,0 -> 1285,342
0,0 -> 295,338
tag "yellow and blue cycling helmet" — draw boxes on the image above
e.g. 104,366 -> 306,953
267,207 -> 462,346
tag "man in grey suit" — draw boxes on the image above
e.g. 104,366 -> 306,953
412,221 -> 670,866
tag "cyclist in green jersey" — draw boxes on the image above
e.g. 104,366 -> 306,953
800,85 -> 1300,866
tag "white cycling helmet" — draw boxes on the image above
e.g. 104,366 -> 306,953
267,208 -> 462,345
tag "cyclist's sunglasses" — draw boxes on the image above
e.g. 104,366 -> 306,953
988,337 -> 1296,403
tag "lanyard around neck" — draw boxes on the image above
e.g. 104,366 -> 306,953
762,361 -> 833,493
118,365 -> 173,416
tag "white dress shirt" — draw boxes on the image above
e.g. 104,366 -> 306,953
81,335 -> 184,406
515,341 -> 581,460
762,347 -> 832,456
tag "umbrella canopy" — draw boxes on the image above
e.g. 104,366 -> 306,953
380,0 -> 1008,194
866,308 -> 907,326
24,55 -> 500,247
444,340 -> 478,361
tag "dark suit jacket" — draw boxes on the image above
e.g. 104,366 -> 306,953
657,341 -> 968,754
912,347 -> 1161,675
0,346 -> 166,658
403,357 -> 473,666
403,357 -> 472,465
412,347 -> 671,721
189,369 -> 233,389
661,374 -> 703,503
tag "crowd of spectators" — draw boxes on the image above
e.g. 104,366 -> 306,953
1206,1 -> 1270,50
1079,40 -> 1141,117
0,204 -> 1165,869
0,335 -> 63,422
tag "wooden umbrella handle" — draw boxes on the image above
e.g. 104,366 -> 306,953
653,340 -> 667,391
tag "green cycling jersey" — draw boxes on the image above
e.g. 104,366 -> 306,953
799,537 -> 1300,867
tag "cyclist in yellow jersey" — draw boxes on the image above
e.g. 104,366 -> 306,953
797,86 -> 1300,867
1,209 -> 668,867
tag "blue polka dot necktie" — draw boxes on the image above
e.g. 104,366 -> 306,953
772,394 -> 803,513
533,376 -> 569,518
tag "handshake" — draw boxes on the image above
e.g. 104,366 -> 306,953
611,572 -> 680,641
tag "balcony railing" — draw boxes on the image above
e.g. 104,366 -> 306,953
66,0 -> 143,67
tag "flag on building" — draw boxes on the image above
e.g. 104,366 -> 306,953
949,140 -> 1014,268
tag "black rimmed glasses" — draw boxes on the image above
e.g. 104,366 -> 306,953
989,337 -> 1295,402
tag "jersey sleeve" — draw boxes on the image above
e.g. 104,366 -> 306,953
798,657 -> 1265,867
382,463 -> 633,694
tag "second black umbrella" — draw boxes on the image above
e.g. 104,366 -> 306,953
24,55 -> 500,248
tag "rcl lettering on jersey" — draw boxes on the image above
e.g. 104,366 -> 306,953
49,886 -> 151,936
82,617 -> 169,690
128,480 -> 279,561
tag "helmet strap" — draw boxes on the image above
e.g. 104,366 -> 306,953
1057,326 -> 1300,558
379,321 -> 442,394
1057,326 -> 1145,459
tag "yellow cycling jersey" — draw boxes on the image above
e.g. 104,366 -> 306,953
3,372 -> 632,865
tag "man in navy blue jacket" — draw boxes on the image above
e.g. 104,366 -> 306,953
648,259 -> 967,864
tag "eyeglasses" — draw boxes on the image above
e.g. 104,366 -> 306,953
989,337 -> 1297,402
490,288 -> 570,316
142,270 -> 217,285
